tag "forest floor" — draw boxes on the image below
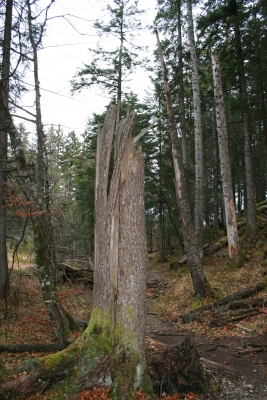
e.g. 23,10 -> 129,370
1,224 -> 267,399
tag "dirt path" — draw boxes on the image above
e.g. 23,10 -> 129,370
146,271 -> 267,399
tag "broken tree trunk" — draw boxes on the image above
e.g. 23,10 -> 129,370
1,105 -> 208,399
0,105 -> 154,399
148,332 -> 209,395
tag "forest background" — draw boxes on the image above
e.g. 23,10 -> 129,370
0,0 -> 267,398
0,0 -> 266,308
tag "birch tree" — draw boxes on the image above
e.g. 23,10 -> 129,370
212,53 -> 239,262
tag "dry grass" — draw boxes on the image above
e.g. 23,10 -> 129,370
148,225 -> 267,337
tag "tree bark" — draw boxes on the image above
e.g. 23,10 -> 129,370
212,53 -> 239,262
0,0 -> 13,298
177,0 -> 188,167
112,140 -> 149,397
156,30 -> 211,298
212,109 -> 220,229
186,0 -> 204,256
233,6 -> 256,231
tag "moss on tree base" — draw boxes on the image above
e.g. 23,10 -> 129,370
1,309 -> 156,399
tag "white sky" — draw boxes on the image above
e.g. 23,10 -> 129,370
15,0 -> 157,137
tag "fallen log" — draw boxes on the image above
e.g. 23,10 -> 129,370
229,297 -> 267,310
200,358 -> 238,379
57,262 -> 93,284
176,220 -> 247,266
174,201 -> 266,267
209,308 -> 261,327
238,348 -> 264,355
182,276 -> 267,323
0,343 -> 68,353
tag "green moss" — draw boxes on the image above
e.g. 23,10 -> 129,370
232,250 -> 248,269
53,365 -> 81,397
40,338 -> 82,372
138,369 -> 156,399
84,308 -> 113,356
201,368 -> 219,394
191,298 -> 202,308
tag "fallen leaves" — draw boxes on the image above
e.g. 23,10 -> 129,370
78,387 -> 150,399
78,386 -> 111,399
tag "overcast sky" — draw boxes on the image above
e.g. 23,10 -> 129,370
15,0 -> 157,137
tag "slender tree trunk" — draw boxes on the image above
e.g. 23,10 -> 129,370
158,192 -> 165,262
212,54 -> 239,262
26,1 -> 72,342
0,0 -> 13,298
158,130 -> 165,262
186,0 -> 204,256
117,3 -> 124,104
212,109 -> 219,230
259,79 -> 267,188
233,16 -> 256,231
156,30 -> 211,298
177,0 -> 188,167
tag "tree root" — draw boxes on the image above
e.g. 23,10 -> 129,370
0,331 -> 211,399
147,332 -> 211,396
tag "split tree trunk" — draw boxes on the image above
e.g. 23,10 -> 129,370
156,31 -> 211,298
1,104 -> 156,399
211,53 -> 239,262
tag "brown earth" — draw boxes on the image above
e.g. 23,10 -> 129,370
146,268 -> 267,400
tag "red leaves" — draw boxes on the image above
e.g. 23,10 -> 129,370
78,386 -> 111,399
78,387 -> 152,400
77,387 -> 198,400
3,184 -> 62,218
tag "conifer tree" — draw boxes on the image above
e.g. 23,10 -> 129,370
71,0 -> 145,103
